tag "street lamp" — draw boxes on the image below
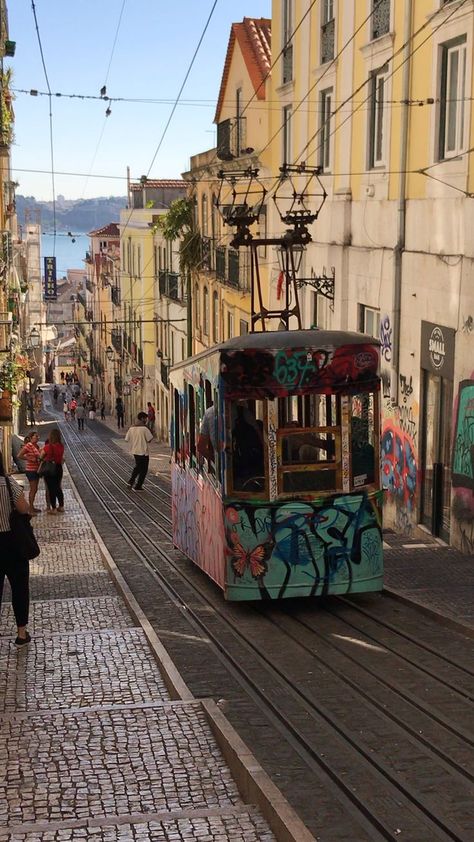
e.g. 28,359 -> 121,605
29,327 -> 41,348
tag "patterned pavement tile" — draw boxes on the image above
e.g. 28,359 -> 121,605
0,596 -> 135,638
0,704 -> 241,826
0,628 -> 169,711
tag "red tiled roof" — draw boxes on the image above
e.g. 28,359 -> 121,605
88,222 -> 120,237
129,179 -> 186,190
215,17 -> 271,124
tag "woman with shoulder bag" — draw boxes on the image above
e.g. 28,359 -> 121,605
18,430 -> 42,515
41,428 -> 65,514
0,451 -> 35,646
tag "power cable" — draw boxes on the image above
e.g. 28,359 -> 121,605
102,0 -> 127,91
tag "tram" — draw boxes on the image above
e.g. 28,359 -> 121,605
169,329 -> 383,601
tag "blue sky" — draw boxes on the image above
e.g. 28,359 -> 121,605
8,0 -> 271,200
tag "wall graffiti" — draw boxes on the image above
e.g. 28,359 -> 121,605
381,421 -> 417,511
172,465 -> 226,589
399,373 -> 413,402
452,380 -> 474,491
223,493 -> 383,600
380,315 -> 392,363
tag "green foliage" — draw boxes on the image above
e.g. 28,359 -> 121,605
157,198 -> 201,275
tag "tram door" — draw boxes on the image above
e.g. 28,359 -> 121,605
420,371 -> 452,541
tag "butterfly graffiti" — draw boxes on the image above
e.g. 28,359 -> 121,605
227,531 -> 274,579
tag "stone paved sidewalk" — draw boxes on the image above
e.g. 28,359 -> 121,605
0,476 -> 276,841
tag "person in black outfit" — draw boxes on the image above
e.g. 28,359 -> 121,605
116,397 -> 125,429
0,452 -> 33,645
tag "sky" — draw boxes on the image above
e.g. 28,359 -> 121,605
8,0 -> 271,200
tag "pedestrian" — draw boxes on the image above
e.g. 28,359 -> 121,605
63,398 -> 69,422
146,401 -> 156,435
60,371 -> 65,382
125,412 -> 153,491
0,451 -> 33,645
41,428 -> 65,514
100,401 -> 105,420
18,431 -> 42,514
88,399 -> 96,421
53,385 -> 58,403
116,396 -> 125,429
76,402 -> 85,431
69,397 -> 77,421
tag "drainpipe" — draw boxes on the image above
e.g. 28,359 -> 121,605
390,0 -> 413,405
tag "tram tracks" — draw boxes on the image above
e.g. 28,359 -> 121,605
58,418 -> 474,841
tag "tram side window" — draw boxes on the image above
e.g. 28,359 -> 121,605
188,384 -> 196,465
350,392 -> 377,488
173,388 -> 182,462
228,399 -> 266,493
277,394 -> 341,494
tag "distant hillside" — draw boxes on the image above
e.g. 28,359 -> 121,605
16,194 -> 127,233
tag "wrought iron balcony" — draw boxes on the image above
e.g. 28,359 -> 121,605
111,329 -> 122,354
227,249 -> 240,289
85,309 -> 93,322
111,286 -> 121,306
372,0 -> 390,39
160,360 -> 169,388
216,246 -> 226,281
282,44 -> 293,84
201,236 -> 214,271
321,18 -> 335,63
86,333 -> 94,350
158,270 -> 180,300
216,116 -> 247,161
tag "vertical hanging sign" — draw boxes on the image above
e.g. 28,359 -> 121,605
43,256 -> 57,300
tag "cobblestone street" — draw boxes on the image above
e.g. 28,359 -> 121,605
0,475 -> 280,841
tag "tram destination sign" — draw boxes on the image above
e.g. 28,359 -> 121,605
420,321 -> 455,379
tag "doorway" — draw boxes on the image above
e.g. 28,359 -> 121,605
420,370 -> 453,541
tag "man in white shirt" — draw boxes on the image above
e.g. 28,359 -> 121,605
125,412 -> 154,491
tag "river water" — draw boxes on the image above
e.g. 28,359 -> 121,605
40,233 -> 90,278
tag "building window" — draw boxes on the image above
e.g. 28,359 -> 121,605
321,1 -> 335,64
201,194 -> 208,236
359,304 -> 380,337
438,37 -> 467,160
195,283 -> 200,329
203,286 -> 209,335
240,319 -> 249,335
371,0 -> 390,41
368,65 -> 388,168
213,291 -> 219,342
282,0 -> 293,84
319,88 -> 333,170
283,105 -> 292,165
227,311 -> 234,339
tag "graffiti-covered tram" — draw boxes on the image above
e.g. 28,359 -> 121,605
169,329 -> 383,601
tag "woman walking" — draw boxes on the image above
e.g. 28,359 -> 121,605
18,431 -> 42,514
41,428 -> 65,514
0,452 -> 33,645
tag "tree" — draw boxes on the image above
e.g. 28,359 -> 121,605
157,198 -> 201,357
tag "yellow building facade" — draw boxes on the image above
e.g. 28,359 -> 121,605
264,0 -> 474,552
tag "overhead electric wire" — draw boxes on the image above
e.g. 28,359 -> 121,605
30,0 -> 57,246
102,0 -> 127,90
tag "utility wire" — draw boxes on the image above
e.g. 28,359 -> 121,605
103,0 -> 127,90
31,0 -> 57,246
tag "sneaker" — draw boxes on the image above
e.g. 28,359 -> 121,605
126,481 -> 133,489
57,507 -> 64,512
132,487 -> 143,492
47,509 -> 57,515
15,632 -> 31,647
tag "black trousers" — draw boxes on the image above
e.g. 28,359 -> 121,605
77,417 -> 84,430
129,455 -> 149,489
0,531 -> 30,627
117,413 -> 124,428
44,464 -> 64,509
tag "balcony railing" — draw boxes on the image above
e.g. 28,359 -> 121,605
158,270 -> 180,300
160,360 -> 169,388
111,286 -> 121,306
228,249 -> 240,289
321,18 -> 335,63
216,246 -> 226,281
216,116 -> 247,161
111,329 -> 122,354
201,236 -> 214,271
86,333 -> 94,350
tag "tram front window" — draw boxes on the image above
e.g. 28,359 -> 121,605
350,393 -> 376,488
230,399 -> 265,492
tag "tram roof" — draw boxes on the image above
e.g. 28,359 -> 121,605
171,329 -> 379,372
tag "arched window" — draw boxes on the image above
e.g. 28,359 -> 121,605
203,286 -> 209,335
213,290 -> 219,342
201,194 -> 208,236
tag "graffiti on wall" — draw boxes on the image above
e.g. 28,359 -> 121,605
381,421 -> 417,512
380,315 -> 392,363
223,493 -> 383,600
451,379 -> 474,553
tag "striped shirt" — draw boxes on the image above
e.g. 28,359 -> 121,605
0,476 -> 23,533
22,441 -> 41,472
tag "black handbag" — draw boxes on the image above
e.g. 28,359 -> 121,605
38,459 -> 56,477
5,477 -> 41,560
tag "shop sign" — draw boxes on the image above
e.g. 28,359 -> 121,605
43,256 -> 57,300
420,321 -> 455,379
